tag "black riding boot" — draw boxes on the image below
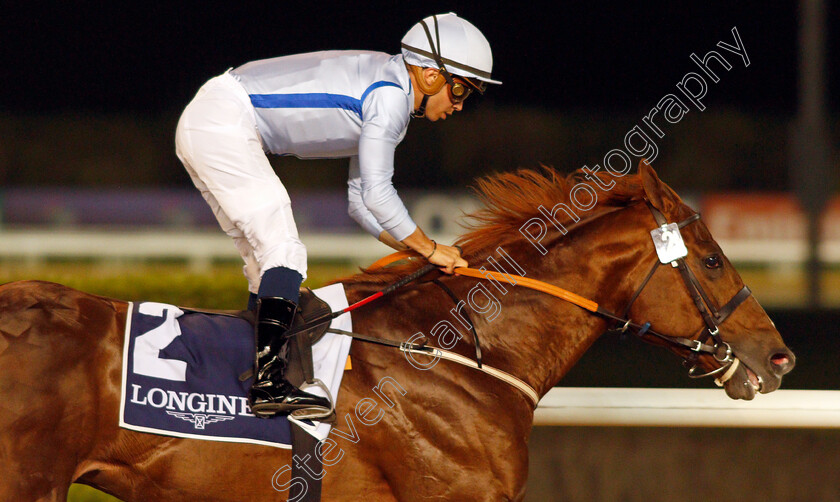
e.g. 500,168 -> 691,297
248,296 -> 331,418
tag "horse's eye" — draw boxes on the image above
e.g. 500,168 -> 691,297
704,255 -> 722,269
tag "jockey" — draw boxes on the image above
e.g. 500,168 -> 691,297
174,13 -> 501,419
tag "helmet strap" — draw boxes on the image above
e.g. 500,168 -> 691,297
418,16 -> 459,90
412,93 -> 430,118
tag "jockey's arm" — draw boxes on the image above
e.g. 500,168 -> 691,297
377,230 -> 408,251
348,153 -> 467,272
354,88 -> 467,272
347,157 -> 387,237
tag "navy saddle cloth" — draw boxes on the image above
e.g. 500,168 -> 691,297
119,302 -> 295,447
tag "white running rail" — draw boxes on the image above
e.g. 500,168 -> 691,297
0,229 -> 444,267
535,388 -> 840,428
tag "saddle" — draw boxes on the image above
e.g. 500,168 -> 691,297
232,288 -> 333,405
187,289 -> 333,502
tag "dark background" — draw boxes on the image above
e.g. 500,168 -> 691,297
2,1 -> 835,115
1,1 -> 838,191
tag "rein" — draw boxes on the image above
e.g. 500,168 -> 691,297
306,202 -> 752,408
356,202 -> 752,398
452,203 -> 751,386
458,204 -> 750,385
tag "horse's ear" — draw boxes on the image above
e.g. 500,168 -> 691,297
640,159 -> 681,213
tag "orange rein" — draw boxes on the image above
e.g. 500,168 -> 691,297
366,250 -> 600,313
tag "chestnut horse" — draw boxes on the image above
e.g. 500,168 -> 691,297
0,164 -> 794,501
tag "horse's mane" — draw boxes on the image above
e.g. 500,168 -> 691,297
337,166 -> 646,286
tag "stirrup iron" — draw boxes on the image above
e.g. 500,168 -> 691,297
288,379 -> 334,421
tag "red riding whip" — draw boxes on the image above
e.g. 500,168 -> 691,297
282,262 -> 437,339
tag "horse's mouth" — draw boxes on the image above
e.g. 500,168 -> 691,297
724,362 -> 766,400
744,366 -> 763,394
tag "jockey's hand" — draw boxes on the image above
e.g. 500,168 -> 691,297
427,243 -> 468,274
400,227 -> 467,274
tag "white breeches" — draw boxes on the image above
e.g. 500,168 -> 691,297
175,72 -> 308,293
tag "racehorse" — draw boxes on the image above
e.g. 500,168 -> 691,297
0,163 -> 794,501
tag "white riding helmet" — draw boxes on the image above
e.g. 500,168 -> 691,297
401,13 -> 502,87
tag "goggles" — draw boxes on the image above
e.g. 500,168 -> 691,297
446,75 -> 486,104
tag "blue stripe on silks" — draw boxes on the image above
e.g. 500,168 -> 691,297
248,81 -> 403,120
250,93 -> 362,117
360,81 -> 402,105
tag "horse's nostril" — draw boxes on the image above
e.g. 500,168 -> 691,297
770,350 -> 795,375
771,354 -> 790,367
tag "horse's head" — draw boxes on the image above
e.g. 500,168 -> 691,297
630,162 -> 795,400
456,163 -> 796,400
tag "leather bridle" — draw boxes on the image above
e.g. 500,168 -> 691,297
597,202 -> 753,382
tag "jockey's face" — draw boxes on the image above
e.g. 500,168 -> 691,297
423,80 -> 464,122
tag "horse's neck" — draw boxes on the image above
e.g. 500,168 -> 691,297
469,206 -> 654,397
